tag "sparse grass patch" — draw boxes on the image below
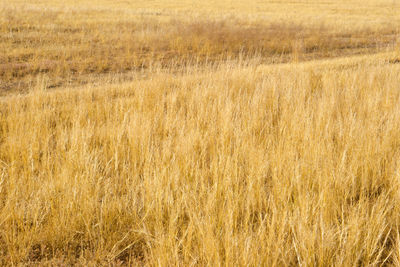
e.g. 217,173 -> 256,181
1,6 -> 398,93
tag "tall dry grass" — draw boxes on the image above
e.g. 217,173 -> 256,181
2,0 -> 400,265
1,58 -> 400,265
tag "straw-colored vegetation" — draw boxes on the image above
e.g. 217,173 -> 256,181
1,0 -> 400,265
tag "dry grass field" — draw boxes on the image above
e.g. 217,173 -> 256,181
1,0 -> 400,265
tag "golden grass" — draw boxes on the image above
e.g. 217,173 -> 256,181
1,1 -> 399,93
1,0 -> 400,265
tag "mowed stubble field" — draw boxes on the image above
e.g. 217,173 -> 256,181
1,0 -> 400,265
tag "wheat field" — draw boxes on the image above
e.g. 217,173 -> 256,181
1,0 -> 400,265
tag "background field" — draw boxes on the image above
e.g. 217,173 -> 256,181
1,0 -> 400,265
